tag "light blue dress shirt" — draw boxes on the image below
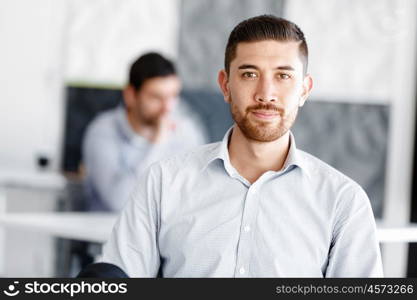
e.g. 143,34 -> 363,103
102,127 -> 383,277
82,104 -> 207,212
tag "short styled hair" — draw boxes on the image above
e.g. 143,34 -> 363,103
129,52 -> 176,90
224,15 -> 308,74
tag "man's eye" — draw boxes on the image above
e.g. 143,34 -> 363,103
242,72 -> 257,78
279,74 -> 291,80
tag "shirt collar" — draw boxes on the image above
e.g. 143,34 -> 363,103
203,126 -> 310,178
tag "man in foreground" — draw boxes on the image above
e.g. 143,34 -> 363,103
101,15 -> 383,277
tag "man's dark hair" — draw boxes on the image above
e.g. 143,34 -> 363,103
225,15 -> 308,74
129,52 -> 176,90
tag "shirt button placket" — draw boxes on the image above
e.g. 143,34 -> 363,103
235,185 -> 259,277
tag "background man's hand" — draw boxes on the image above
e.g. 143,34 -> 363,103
150,116 -> 176,144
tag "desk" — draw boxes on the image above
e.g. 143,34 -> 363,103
0,212 -> 416,244
0,170 -> 66,190
377,223 -> 417,243
0,179 -> 67,277
0,212 -> 118,243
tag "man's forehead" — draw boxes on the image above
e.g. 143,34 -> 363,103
232,40 -> 303,69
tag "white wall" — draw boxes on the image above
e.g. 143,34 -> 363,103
65,0 -> 180,85
0,0 -> 67,172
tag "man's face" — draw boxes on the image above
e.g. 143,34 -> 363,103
219,40 -> 312,142
129,75 -> 181,125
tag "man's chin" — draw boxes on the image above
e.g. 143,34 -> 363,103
238,124 -> 285,142
141,116 -> 164,126
248,132 -> 283,143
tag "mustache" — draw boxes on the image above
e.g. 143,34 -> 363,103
246,103 -> 284,113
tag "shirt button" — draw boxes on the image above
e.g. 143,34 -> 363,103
239,267 -> 245,275
244,225 -> 251,232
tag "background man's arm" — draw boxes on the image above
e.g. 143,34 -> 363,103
82,130 -> 162,212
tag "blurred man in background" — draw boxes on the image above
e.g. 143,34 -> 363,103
82,52 -> 206,212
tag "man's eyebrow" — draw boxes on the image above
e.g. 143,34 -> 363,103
237,64 -> 295,71
275,65 -> 295,71
238,64 -> 259,70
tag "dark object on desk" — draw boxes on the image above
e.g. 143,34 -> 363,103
77,263 -> 129,278
37,155 -> 50,169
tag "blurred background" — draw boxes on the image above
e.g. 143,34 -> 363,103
0,0 -> 416,277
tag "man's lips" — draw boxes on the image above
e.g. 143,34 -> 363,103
251,110 -> 280,119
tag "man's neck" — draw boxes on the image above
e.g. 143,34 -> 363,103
228,125 -> 291,184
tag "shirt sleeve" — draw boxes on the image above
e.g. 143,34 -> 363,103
325,184 -> 384,277
101,164 -> 161,277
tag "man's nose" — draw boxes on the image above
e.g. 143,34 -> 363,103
255,76 -> 278,103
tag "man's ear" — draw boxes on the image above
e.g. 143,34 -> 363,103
218,69 -> 231,103
123,85 -> 136,109
299,74 -> 313,107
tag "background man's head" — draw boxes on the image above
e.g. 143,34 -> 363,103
124,52 -> 181,126
218,15 -> 313,142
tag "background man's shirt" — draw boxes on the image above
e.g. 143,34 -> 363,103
82,104 -> 207,212
102,128 -> 383,277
